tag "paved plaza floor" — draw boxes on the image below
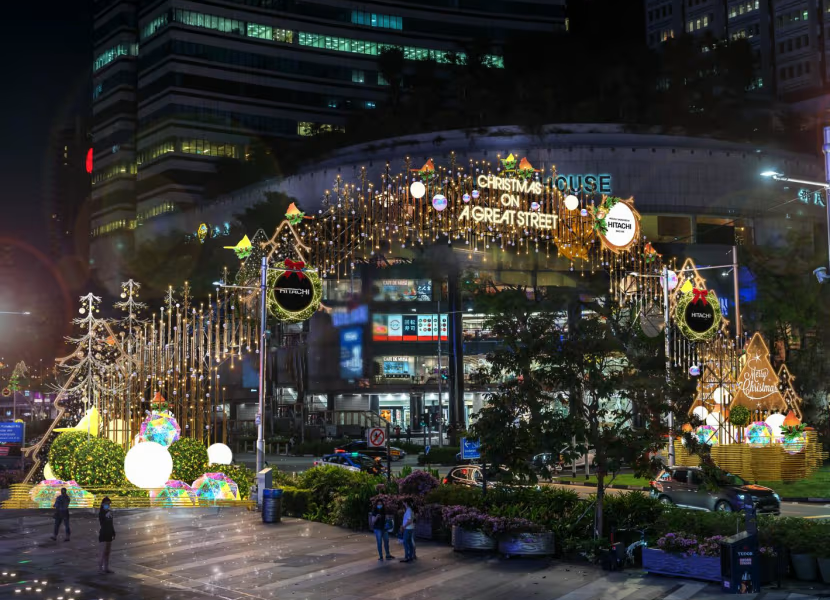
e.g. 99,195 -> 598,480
0,507 -> 827,600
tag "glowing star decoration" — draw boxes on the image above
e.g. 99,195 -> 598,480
55,407 -> 101,435
501,154 -> 517,171
125,441 -> 173,489
207,443 -> 233,465
695,425 -> 718,446
139,411 -> 181,448
152,480 -> 197,506
745,422 -> 774,447
30,480 -> 94,508
432,194 -> 447,211
285,202 -> 307,225
193,472 -> 240,501
410,181 -> 426,199
564,195 -> 579,211
224,235 -> 253,260
462,193 -> 471,203
410,159 -> 435,182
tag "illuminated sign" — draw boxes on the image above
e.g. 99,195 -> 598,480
373,314 -> 448,341
798,188 -> 826,207
551,174 -> 612,194
85,148 -> 93,174
331,305 -> 369,328
340,327 -> 363,380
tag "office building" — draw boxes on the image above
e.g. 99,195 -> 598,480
644,0 -> 828,98
90,0 -> 568,283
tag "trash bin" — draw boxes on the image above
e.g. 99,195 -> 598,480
262,488 -> 283,524
720,531 -> 760,594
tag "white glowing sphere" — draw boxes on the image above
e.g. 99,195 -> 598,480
712,386 -> 730,405
564,195 -> 579,211
705,412 -> 724,429
207,443 -> 233,465
765,413 -> 786,438
124,441 -> 173,489
409,181 -> 426,199
43,463 -> 55,480
692,406 -> 709,421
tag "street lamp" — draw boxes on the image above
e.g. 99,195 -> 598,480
434,304 -> 473,447
0,311 -> 31,315
761,170 -> 830,278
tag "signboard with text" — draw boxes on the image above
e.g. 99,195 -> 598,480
0,422 -> 25,444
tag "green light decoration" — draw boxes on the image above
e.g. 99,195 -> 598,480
675,288 -> 723,342
589,196 -> 620,235
266,260 -> 322,323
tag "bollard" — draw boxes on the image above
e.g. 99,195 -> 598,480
262,488 -> 283,523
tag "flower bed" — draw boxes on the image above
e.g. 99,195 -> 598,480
641,533 -> 726,582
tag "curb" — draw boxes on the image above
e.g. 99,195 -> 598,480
551,480 -> 830,504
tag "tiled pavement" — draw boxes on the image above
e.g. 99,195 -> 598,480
0,508 -> 828,600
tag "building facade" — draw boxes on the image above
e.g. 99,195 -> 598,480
92,124 -> 826,431
90,0 -> 567,263
644,0 -> 830,98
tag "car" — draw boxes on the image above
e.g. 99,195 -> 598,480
335,440 -> 406,461
442,464 -> 527,488
650,466 -> 780,515
315,453 -> 387,475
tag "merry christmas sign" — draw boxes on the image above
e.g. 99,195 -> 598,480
730,333 -> 787,412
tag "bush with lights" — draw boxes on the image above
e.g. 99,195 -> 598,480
72,437 -> 126,487
205,463 -> 254,500
169,438 -> 209,484
48,431 -> 89,481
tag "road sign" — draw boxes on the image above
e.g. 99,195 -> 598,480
0,422 -> 25,444
461,437 -> 480,460
425,445 -> 431,455
367,427 -> 386,448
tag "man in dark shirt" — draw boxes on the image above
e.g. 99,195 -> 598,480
50,488 -> 71,542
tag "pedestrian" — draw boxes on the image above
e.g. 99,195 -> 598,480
370,499 -> 394,561
400,498 -> 416,563
98,497 -> 116,574
50,487 -> 70,542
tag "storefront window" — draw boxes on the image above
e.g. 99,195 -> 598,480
323,278 -> 361,302
372,279 -> 432,301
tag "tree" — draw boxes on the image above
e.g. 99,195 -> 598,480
470,285 -> 691,538
378,48 -> 405,113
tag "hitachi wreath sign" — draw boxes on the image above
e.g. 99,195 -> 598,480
675,287 -> 722,342
267,259 -> 322,322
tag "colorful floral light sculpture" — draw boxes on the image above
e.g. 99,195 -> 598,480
745,422 -> 774,447
193,472 -> 239,501
782,433 -> 806,455
139,411 -> 181,448
152,480 -> 197,506
30,480 -> 94,508
695,425 -> 718,446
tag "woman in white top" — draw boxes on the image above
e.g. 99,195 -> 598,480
400,498 -> 416,562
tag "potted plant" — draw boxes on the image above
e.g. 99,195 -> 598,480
758,547 -> 779,585
642,533 -> 722,582
414,503 -> 447,541
442,505 -> 497,551
785,523 -> 819,581
814,533 -> 830,584
494,517 -> 554,557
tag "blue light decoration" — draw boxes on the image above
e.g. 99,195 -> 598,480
530,201 -> 541,211
340,327 -> 363,380
471,190 -> 480,199
549,174 -> 613,195
139,411 -> 181,448
432,194 -> 447,211
462,193 -> 471,203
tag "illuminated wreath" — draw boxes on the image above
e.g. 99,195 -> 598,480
266,261 -> 323,323
674,289 -> 722,342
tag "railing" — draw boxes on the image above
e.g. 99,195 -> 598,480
305,409 -> 390,429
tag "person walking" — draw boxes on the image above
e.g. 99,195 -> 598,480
98,497 -> 116,574
370,499 -> 394,561
400,498 -> 416,562
50,488 -> 70,542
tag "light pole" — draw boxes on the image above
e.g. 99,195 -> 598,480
761,170 -> 830,275
434,304 -> 473,447
0,312 -> 31,421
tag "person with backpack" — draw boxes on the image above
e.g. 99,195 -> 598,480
98,497 -> 116,574
50,488 -> 70,542
370,499 -> 395,561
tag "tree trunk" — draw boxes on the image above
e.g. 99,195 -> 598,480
595,469 -> 605,539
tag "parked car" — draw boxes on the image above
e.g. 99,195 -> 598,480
650,466 -> 780,515
335,440 -> 405,461
315,453 -> 387,475
442,464 -> 529,489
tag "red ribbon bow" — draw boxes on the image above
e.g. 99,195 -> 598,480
691,288 -> 708,306
284,259 -> 305,280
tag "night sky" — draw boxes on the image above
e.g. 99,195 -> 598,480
0,1 -> 91,365
0,1 -> 90,237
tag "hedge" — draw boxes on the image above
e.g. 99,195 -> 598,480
206,463 -> 255,500
48,431 -> 89,481
417,447 -> 460,465
280,486 -> 311,517
169,438 -> 209,484
72,438 -> 126,487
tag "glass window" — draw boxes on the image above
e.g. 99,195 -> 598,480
671,469 -> 688,483
352,69 -> 365,83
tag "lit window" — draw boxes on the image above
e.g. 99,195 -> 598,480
352,70 -> 365,83
93,43 -> 138,72
141,14 -> 168,40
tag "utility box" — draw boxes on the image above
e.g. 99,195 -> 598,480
256,468 -> 272,508
720,531 -> 760,594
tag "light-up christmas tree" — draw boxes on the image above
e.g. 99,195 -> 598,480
114,279 -> 146,354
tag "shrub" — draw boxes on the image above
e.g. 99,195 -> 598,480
417,446 -> 460,465
424,484 -> 484,508
334,481 -> 383,529
298,466 -> 382,516
398,470 -> 439,496
602,491 -> 665,532
72,438 -> 126,487
280,486 -> 311,517
728,405 -> 751,428
169,438 -> 208,484
206,463 -> 255,500
656,533 -> 727,557
655,507 -> 743,539
48,431 -> 89,481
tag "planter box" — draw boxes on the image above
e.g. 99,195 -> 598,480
642,548 -> 720,582
818,557 -> 830,584
760,555 -> 779,585
414,514 -> 447,541
451,526 -> 497,551
498,532 -> 555,557
791,553 -> 818,581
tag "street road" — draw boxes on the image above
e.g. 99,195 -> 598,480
244,453 -> 830,519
